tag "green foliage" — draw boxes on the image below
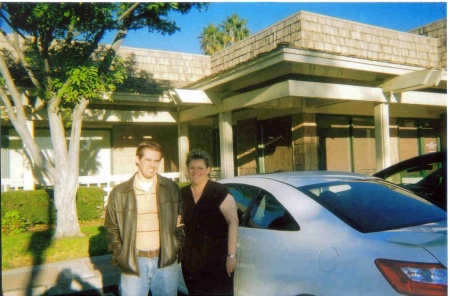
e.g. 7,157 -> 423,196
200,13 -> 250,55
1,187 -> 105,226
76,187 -> 105,221
1,2 -> 208,116
1,190 -> 56,225
1,211 -> 30,234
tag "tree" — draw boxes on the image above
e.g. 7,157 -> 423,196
221,14 -> 250,47
199,13 -> 250,55
0,2 -> 207,238
199,24 -> 224,55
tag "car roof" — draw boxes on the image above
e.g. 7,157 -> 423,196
220,170 -> 377,188
373,151 -> 447,178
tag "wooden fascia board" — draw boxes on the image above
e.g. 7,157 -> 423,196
189,48 -> 287,90
396,91 -> 447,106
282,48 -> 424,76
288,80 -> 387,102
379,68 -> 444,93
31,109 -> 179,123
290,80 -> 446,106
82,110 -> 178,123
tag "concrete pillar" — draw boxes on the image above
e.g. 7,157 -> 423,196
178,122 -> 189,182
374,102 -> 391,171
258,125 -> 265,174
292,113 -> 318,171
219,112 -> 234,178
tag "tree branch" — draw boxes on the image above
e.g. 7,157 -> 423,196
117,2 -> 141,22
68,97 -> 89,169
4,30 -> 44,90
97,3 -> 141,73
0,53 -> 56,182
46,102 -> 68,183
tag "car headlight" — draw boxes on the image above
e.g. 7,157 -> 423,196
375,259 -> 447,296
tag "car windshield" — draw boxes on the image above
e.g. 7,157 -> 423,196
299,180 -> 447,233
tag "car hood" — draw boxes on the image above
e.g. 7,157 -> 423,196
385,221 -> 447,267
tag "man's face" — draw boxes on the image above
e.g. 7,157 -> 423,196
136,148 -> 162,180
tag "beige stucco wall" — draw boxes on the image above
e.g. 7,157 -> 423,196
210,11 -> 441,74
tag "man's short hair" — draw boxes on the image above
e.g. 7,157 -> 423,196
136,140 -> 163,159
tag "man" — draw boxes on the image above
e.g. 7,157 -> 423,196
104,140 -> 184,296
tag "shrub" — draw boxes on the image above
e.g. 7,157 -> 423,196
76,187 -> 105,221
1,210 -> 30,234
1,187 -> 105,226
1,190 -> 55,225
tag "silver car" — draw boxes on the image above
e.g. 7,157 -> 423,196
219,171 -> 447,296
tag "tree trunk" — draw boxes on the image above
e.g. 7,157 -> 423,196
53,181 -> 83,238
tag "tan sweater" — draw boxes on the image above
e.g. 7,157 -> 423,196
134,178 -> 160,251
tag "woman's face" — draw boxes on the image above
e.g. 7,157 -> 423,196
188,159 -> 211,185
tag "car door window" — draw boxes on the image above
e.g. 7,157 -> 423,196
385,161 -> 443,186
226,184 -> 260,226
249,190 -> 300,231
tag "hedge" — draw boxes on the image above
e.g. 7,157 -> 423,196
1,187 -> 105,226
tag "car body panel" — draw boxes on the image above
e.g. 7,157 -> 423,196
219,172 -> 447,296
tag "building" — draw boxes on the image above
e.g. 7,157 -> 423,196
1,10 -> 447,190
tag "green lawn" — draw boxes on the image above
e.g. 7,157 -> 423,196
1,221 -> 109,270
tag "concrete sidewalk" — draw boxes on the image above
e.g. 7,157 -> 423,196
2,255 -> 121,296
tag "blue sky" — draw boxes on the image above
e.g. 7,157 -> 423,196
104,2 -> 447,55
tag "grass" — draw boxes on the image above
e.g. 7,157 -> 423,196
1,220 -> 109,270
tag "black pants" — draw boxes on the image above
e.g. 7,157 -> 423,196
182,263 -> 234,296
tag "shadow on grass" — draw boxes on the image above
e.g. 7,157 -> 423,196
26,189 -> 55,295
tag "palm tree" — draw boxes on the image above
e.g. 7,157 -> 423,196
221,14 -> 250,47
199,14 -> 250,55
199,24 -> 225,55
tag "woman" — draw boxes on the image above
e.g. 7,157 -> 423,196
181,149 -> 239,295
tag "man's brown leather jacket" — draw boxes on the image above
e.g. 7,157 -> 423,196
104,173 -> 184,275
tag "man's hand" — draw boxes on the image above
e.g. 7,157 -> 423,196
176,215 -> 184,227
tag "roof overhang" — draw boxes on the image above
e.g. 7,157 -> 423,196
179,80 -> 447,122
177,46 -> 446,122
185,47 -> 447,95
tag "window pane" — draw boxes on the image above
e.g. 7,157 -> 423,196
226,184 -> 260,226
249,191 -> 299,231
385,161 -> 443,186
302,180 -> 446,233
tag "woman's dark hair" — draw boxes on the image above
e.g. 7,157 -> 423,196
136,140 -> 163,159
186,149 -> 212,168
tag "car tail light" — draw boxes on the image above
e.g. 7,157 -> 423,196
375,259 -> 447,296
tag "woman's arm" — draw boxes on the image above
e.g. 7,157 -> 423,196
220,193 -> 239,277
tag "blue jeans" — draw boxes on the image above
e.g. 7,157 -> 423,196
120,257 -> 178,296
